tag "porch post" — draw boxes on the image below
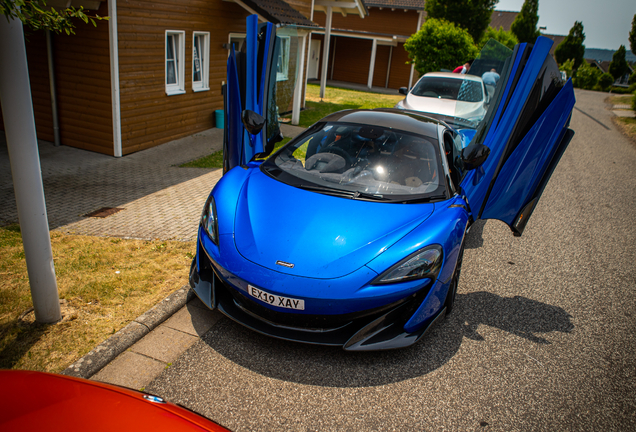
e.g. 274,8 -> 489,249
408,10 -> 425,89
292,32 -> 308,125
319,5 -> 332,99
367,38 -> 377,89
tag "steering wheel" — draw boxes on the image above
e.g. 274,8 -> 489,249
325,146 -> 353,167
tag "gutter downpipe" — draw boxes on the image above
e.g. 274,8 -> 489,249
45,31 -> 61,146
408,10 -> 424,89
108,0 -> 122,157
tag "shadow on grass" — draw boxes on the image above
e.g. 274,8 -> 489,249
0,319 -> 50,369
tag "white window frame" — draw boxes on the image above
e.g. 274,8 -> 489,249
276,35 -> 291,81
227,32 -> 246,56
192,31 -> 210,92
165,30 -> 185,96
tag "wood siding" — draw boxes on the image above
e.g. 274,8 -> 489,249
388,42 -> 413,89
0,12 -> 113,154
53,3 -> 114,154
311,9 -> 419,90
117,0 -> 250,154
314,8 -> 420,38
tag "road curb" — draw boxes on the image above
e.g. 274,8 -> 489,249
62,285 -> 194,379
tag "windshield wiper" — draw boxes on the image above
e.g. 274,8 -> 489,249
296,184 -> 356,198
398,194 -> 448,204
351,191 -> 391,201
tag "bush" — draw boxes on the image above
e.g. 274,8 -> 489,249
598,73 -> 614,91
629,71 -> 636,85
559,59 -> 574,79
632,91 -> 636,111
404,18 -> 479,75
610,86 -> 633,94
573,61 -> 601,90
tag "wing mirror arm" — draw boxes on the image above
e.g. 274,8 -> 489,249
461,143 -> 490,171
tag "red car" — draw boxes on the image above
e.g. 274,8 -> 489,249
0,370 -> 230,431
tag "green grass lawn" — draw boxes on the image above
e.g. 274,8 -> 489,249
284,83 -> 404,128
181,84 -> 403,169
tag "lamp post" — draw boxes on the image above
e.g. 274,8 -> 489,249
0,6 -> 62,323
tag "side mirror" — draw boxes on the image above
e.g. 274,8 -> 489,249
398,87 -> 408,96
241,110 -> 265,135
461,143 -> 490,170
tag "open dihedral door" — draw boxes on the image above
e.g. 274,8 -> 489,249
223,15 -> 277,173
461,36 -> 576,236
223,16 -> 300,173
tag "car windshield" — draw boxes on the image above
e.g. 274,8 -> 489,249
261,122 -> 447,202
411,77 -> 483,103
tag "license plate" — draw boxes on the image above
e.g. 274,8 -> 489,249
247,285 -> 305,310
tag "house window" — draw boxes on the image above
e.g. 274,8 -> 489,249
166,30 -> 185,95
276,36 -> 290,81
193,32 -> 210,92
228,33 -> 246,54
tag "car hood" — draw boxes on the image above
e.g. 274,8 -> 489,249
234,170 -> 435,279
404,94 -> 484,119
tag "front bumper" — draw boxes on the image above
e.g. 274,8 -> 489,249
189,237 -> 449,351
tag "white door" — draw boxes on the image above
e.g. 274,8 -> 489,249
307,39 -> 321,80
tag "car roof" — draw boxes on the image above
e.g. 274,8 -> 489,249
319,109 -> 440,139
422,72 -> 484,82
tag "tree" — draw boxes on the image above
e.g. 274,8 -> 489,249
424,0 -> 497,44
555,21 -> 586,71
629,14 -> 636,56
598,72 -> 614,91
510,0 -> 540,44
404,18 -> 479,76
572,61 -> 601,90
479,26 -> 519,50
1,0 -> 107,35
609,45 -> 629,81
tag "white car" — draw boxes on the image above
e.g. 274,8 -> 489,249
396,72 -> 489,123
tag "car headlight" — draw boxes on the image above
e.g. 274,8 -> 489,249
200,195 -> 218,245
394,100 -> 406,109
372,245 -> 443,285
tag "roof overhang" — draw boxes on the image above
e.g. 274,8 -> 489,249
314,0 -> 367,18
230,0 -> 319,28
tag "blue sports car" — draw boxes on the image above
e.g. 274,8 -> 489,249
189,17 -> 576,350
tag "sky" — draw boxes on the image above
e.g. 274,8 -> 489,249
495,0 -> 635,50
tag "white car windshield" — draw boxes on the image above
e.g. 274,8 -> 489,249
411,77 -> 484,103
262,122 -> 448,202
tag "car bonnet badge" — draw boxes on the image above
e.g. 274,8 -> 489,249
276,260 -> 295,269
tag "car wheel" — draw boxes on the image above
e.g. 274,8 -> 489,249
444,241 -> 465,315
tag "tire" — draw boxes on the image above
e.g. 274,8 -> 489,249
444,240 -> 465,315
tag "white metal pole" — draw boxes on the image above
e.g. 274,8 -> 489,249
367,38 -> 377,89
292,32 -> 307,125
0,10 -> 61,323
319,5 -> 332,100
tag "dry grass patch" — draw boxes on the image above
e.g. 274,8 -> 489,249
607,95 -> 634,106
0,224 -> 195,373
613,116 -> 636,143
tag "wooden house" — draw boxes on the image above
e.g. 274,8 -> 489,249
0,0 -> 316,157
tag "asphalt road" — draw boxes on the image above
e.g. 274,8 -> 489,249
147,89 -> 636,431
